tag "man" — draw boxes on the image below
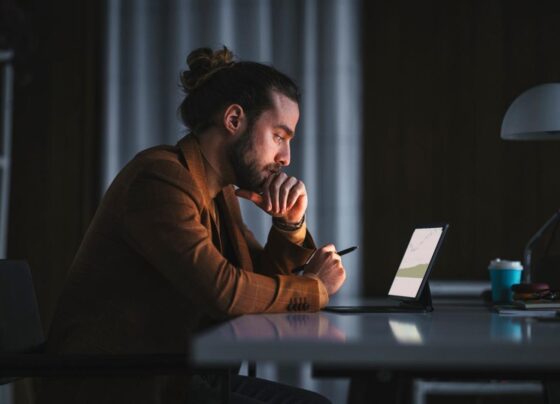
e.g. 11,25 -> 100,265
41,47 -> 346,403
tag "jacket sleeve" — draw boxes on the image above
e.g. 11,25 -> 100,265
122,160 -> 328,319
241,220 -> 317,276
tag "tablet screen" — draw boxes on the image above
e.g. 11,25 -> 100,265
388,227 -> 444,298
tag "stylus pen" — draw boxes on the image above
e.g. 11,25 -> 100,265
291,246 -> 358,274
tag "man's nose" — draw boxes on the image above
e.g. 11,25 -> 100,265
276,144 -> 291,166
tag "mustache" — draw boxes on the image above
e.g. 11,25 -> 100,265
266,164 -> 282,174
255,165 -> 283,194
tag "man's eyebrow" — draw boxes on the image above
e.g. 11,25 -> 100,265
274,124 -> 294,137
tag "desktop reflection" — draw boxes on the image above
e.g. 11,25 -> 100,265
387,316 -> 432,345
489,316 -> 535,343
388,319 -> 424,344
222,313 -> 346,341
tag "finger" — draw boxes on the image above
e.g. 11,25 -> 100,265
235,189 -> 264,205
269,172 -> 288,214
328,251 -> 342,264
321,244 -> 336,253
279,176 -> 298,214
339,265 -> 347,282
331,251 -> 342,262
262,172 -> 277,212
286,180 -> 305,211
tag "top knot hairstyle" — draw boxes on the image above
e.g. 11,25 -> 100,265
179,46 -> 301,134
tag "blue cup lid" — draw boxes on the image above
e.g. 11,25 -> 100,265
488,259 -> 523,270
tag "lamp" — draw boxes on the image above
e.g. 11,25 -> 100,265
522,210 -> 560,283
501,83 -> 560,283
501,83 -> 560,140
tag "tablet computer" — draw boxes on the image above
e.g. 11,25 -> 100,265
323,223 -> 449,313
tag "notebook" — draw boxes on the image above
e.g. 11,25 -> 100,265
512,300 -> 560,310
323,223 -> 449,313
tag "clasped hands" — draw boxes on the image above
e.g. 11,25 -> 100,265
235,172 -> 346,296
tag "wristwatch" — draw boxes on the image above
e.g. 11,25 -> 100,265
272,215 -> 305,231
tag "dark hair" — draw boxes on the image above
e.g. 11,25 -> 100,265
179,46 -> 301,134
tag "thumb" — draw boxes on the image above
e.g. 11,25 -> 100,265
235,189 -> 264,205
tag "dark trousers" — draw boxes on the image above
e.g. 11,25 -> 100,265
38,373 -> 331,404
347,373 -> 411,404
230,375 -> 331,404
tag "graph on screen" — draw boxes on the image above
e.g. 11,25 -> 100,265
388,227 -> 443,298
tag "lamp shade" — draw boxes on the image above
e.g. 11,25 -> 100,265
501,83 -> 560,140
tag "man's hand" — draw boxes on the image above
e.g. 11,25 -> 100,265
235,172 -> 307,224
303,244 -> 346,296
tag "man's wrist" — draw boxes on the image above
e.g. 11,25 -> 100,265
303,272 -> 329,307
272,215 -> 305,232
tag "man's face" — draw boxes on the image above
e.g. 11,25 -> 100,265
229,92 -> 299,192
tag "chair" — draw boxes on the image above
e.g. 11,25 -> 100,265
0,260 -> 44,385
0,260 -> 200,402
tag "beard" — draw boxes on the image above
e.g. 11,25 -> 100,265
229,127 -> 280,193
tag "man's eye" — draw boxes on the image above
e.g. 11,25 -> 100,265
274,134 -> 285,142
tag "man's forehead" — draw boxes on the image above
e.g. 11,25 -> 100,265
271,90 -> 297,108
266,92 -> 299,131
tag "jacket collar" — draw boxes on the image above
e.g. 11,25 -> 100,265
177,135 -> 213,210
177,135 -> 254,273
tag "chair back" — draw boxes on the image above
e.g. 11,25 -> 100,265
0,260 -> 44,353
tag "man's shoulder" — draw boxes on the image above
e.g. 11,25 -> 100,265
134,144 -> 184,167
111,143 -> 197,195
119,147 -> 206,212
126,143 -> 194,180
105,138 -> 207,210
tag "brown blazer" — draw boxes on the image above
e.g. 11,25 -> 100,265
46,134 -> 328,356
39,135 -> 328,403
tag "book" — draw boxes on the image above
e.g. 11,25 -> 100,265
495,307 -> 558,317
513,300 -> 560,309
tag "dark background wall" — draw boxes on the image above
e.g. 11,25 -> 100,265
3,0 -> 560,402
3,1 -> 102,401
7,0 -> 560,312
6,0 -> 102,332
363,0 -> 560,295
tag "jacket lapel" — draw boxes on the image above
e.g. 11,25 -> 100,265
218,187 -> 254,273
177,135 -> 212,212
177,135 -> 253,273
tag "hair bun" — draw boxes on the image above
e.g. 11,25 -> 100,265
181,46 -> 235,92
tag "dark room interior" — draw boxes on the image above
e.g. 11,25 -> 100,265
2,0 -> 560,403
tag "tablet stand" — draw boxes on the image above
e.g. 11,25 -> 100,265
322,283 -> 434,314
398,282 -> 433,312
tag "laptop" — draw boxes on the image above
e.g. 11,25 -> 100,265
323,223 -> 449,313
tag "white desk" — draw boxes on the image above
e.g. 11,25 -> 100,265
193,299 -> 560,375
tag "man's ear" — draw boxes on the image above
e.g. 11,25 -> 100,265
223,104 -> 245,135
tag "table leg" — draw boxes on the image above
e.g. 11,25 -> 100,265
248,362 -> 256,378
545,380 -> 560,404
221,369 -> 230,404
348,371 -> 411,404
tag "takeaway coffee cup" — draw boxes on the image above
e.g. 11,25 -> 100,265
488,259 -> 523,303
